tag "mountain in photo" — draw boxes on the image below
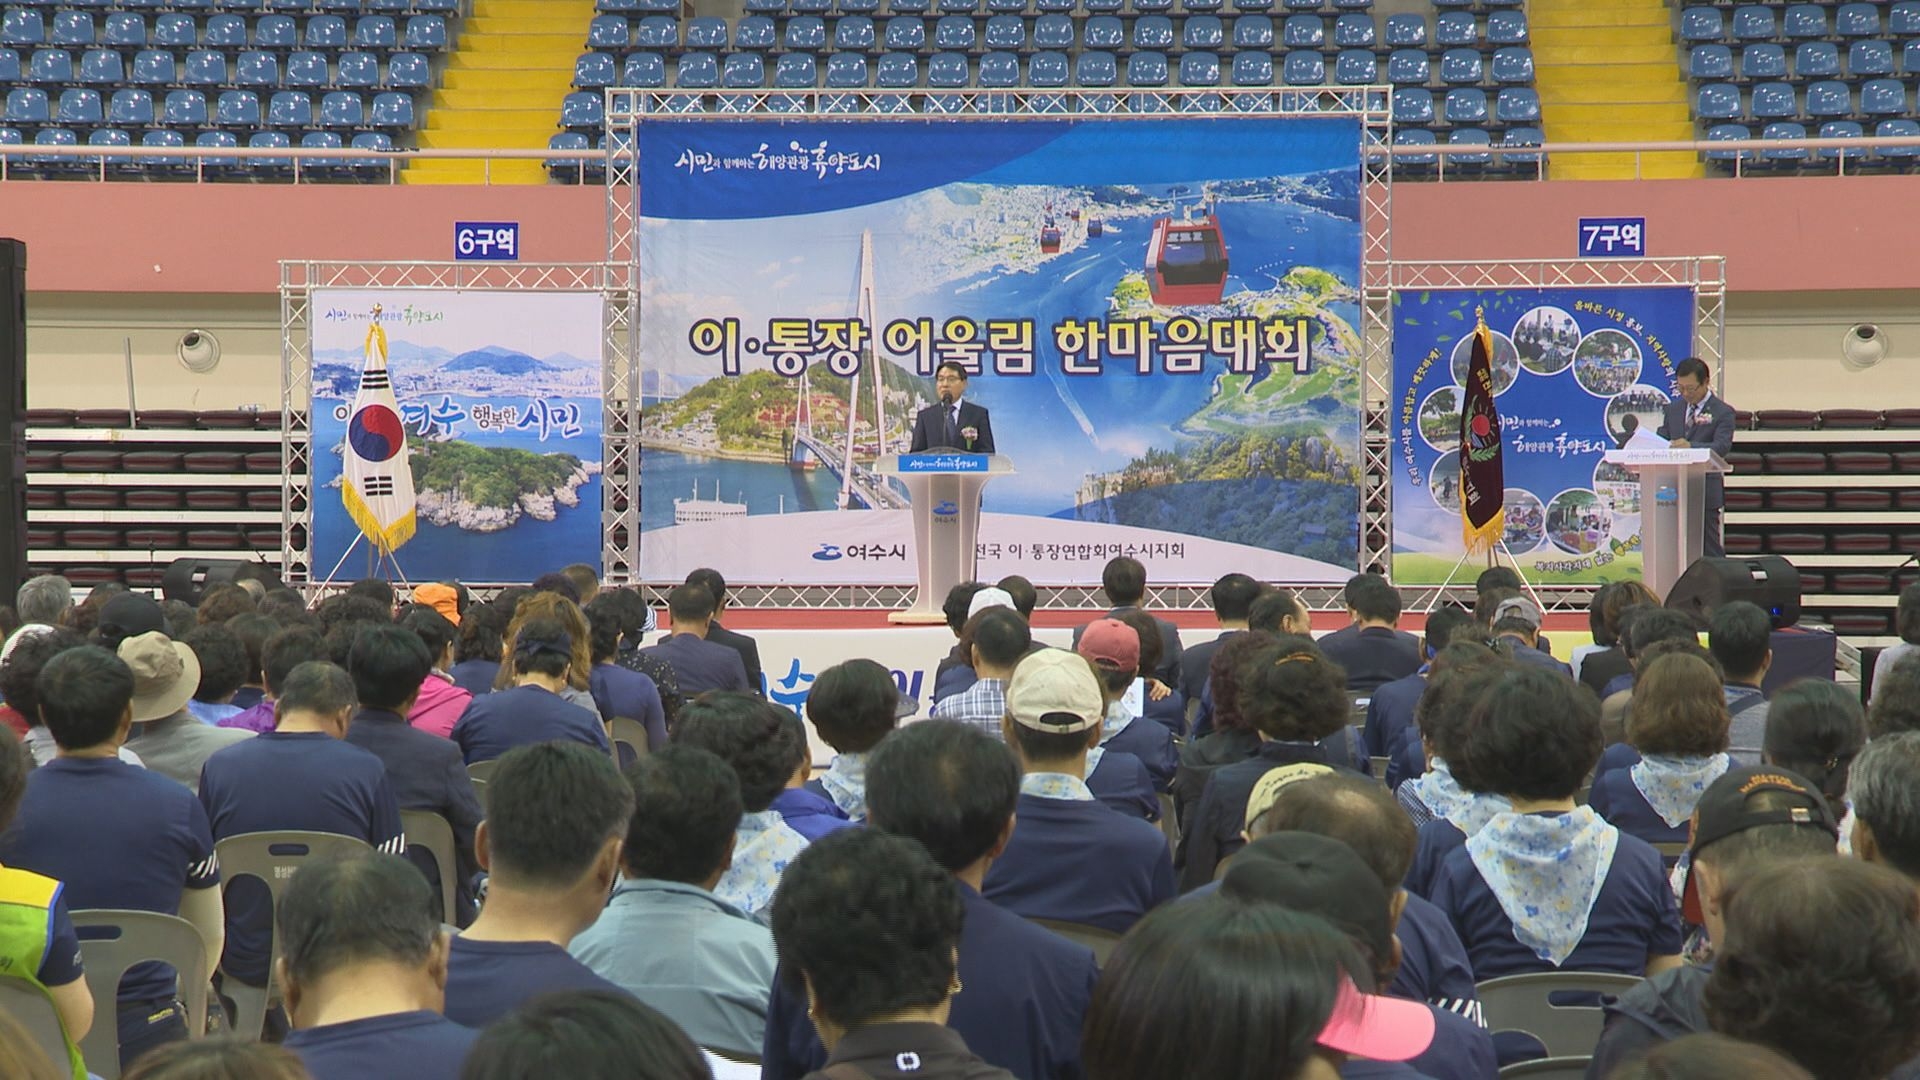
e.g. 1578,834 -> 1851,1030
443,346 -> 557,376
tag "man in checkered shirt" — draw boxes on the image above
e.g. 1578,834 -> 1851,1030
930,608 -> 1030,738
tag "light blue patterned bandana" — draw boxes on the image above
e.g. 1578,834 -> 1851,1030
1101,701 -> 1131,744
1083,745 -> 1105,778
1467,807 -> 1620,967
819,752 -> 869,824
1022,771 -> 1097,802
1408,759 -> 1511,837
1630,753 -> 1731,829
711,810 -> 808,921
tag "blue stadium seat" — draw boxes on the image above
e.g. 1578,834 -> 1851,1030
2,10 -> 46,48
1680,7 -> 1722,43
560,90 -> 602,128
1850,40 -> 1894,78
888,0 -> 932,13
733,16 -> 776,48
1444,86 -> 1486,124
108,87 -> 154,126
246,130 -> 292,174
1873,118 -> 1920,162
985,0 -> 1024,12
319,89 -> 362,127
622,52 -> 666,86
348,131 -> 392,177
1127,51 -> 1168,85
978,49 -> 1017,86
0,49 -> 16,86
776,51 -> 816,85
1332,0 -> 1374,8
883,17 -> 925,50
1179,50 -> 1220,85
876,50 -> 918,85
51,11 -> 94,46
747,0 -> 788,16
1230,49 -> 1271,85
336,50 -> 378,87
256,15 -> 299,48
1794,42 -> 1839,80
1446,128 -> 1491,168
1029,50 -> 1068,86
1134,15 -> 1174,49
1695,82 -> 1741,120
203,15 -> 248,48
835,16 -> 875,50
1759,120 -> 1808,163
1782,4 -> 1824,39
298,131 -> 344,176
1075,50 -> 1115,86
840,0 -> 882,12
265,89 -> 309,127
1083,15 -> 1122,49
984,16 -> 1023,49
183,49 -> 228,88
1905,41 -> 1920,76
1184,15 -> 1223,49
1487,9 -> 1526,44
1729,5 -> 1774,42
722,51 -> 765,86
1133,0 -> 1173,12
1439,48 -> 1482,85
78,48 -> 124,85
793,0 -> 832,14
1281,14 -> 1322,48
1490,46 -> 1532,84
390,51 -> 429,89
1035,0 -> 1075,12
56,87 -> 102,125
1893,0 -> 1920,36
1861,77 -> 1907,115
1749,81 -> 1796,119
1383,13 -> 1425,48
402,16 -> 446,50
285,51 -> 328,87
547,130 -> 588,181
587,15 -> 629,49
164,88 -> 209,126
30,128 -> 81,175
825,51 -> 867,85
1495,85 -> 1540,123
305,14 -> 347,48
932,15 -> 972,49
1834,2 -> 1878,37
1391,86 -> 1434,123
104,13 -> 147,47
1233,15 -> 1274,48
1183,0 -> 1224,11
1033,14 -> 1073,48
216,88 -> 261,126
1331,13 -> 1372,47
1497,125 -> 1543,168
1281,0 -> 1321,9
1689,45 -> 1733,80
1434,11 -> 1476,46
1387,49 -> 1429,85
1816,119 -> 1865,162
1393,127 -> 1437,166
1740,43 -> 1785,80
1803,80 -> 1849,117
28,47 -> 72,83
785,16 -> 827,49
234,50 -> 280,88
1282,50 -> 1323,84
1230,0 -> 1274,12
353,16 -> 397,49
140,128 -> 183,170
685,17 -> 728,48
1082,0 -> 1121,14
936,0 -> 980,14
369,91 -> 409,127
130,49 -> 174,86
1334,49 -> 1374,83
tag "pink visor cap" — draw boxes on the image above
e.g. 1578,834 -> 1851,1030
1315,977 -> 1436,1062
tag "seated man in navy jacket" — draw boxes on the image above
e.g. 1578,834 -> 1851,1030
1488,594 -> 1573,678
985,648 -> 1176,934
639,584 -> 751,699
1316,574 -> 1422,694
680,568 -> 763,698
760,720 -> 1099,1080
1072,556 -> 1184,692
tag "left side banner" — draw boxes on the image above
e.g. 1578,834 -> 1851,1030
310,290 -> 607,584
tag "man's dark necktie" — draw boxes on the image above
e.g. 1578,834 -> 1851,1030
945,406 -> 959,447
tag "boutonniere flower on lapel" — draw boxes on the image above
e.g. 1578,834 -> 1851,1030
961,426 -> 978,448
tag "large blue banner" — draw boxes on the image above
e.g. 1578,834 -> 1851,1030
1390,286 -> 1697,585
637,117 -> 1366,586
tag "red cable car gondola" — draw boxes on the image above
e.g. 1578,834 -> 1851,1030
1145,212 -> 1229,307
1039,220 -> 1062,253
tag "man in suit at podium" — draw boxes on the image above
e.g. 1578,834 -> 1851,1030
1657,356 -> 1736,559
909,362 -> 995,454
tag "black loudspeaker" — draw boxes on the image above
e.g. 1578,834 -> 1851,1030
1665,555 -> 1802,631
160,558 -> 285,607
0,240 -> 25,606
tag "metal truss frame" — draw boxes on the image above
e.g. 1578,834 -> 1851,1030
278,260 -> 640,593
604,86 -> 1392,610
1373,257 -> 1729,611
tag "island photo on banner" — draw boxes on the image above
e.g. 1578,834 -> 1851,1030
637,116 -> 1366,587
1389,285 -> 1698,586
310,289 -> 606,584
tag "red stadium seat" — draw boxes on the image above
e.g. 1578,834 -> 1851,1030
1819,409 -> 1882,429
1767,490 -> 1828,510
1755,409 -> 1819,429
1830,451 -> 1893,473
1833,491 -> 1893,511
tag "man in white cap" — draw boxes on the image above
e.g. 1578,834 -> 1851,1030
931,608 -> 1031,738
983,649 -> 1174,934
1489,595 -> 1572,678
930,586 -> 1024,704
121,631 -> 252,794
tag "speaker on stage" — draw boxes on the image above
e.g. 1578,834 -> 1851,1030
0,240 -> 26,606
161,558 -> 284,607
1665,555 -> 1802,631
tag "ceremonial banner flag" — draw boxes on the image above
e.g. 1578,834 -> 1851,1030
341,306 -> 417,555
1459,315 -> 1504,556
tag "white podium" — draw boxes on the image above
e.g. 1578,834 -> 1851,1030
875,453 -> 1016,625
1603,447 -> 1730,600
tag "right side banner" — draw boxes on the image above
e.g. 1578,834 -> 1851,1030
1390,286 -> 1698,586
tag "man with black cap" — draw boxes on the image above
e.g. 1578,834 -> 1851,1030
1587,765 -> 1840,1077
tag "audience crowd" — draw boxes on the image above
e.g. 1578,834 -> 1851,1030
0,559 -> 1910,1080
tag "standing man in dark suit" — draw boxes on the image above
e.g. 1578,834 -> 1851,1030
639,584 -> 750,698
680,567 -> 763,698
1072,555 -> 1184,691
909,362 -> 995,454
1656,356 -> 1736,559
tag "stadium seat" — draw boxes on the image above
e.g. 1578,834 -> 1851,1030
108,88 -> 154,126
1028,50 -> 1068,86
1384,13 -> 1426,48
50,11 -> 94,46
1283,50 -> 1323,85
1334,49 -> 1375,84
1803,80 -> 1850,117
256,16 -> 299,48
1444,86 -> 1487,125
1782,4 -> 1825,39
1759,120 -> 1808,164
1135,15 -> 1174,49
1707,125 -> 1755,166
1874,118 -> 1920,162
130,49 -> 174,86
560,91 -> 603,129
721,51 -> 765,87
1680,6 -> 1723,42
784,16 -> 827,49
402,16 -> 447,50
1033,14 -> 1073,48
244,130 -> 291,174
1498,125 -> 1543,168
1180,51 -> 1220,85
730,16 -> 775,48
215,89 -> 262,127
1035,0 -> 1075,12
1230,50 -> 1272,85
1234,15 -> 1274,48
1740,43 -> 1786,81
353,16 -> 398,49
336,50 -> 379,88
624,16 -> 671,48
685,17 -> 728,48
0,49 -> 15,86
1126,51 -> 1168,86
834,16 -> 875,50
139,128 -> 183,171
825,51 -> 867,86
1230,0 -> 1274,11
1848,40 -> 1894,78
932,15 -> 972,49
1794,42 -> 1839,80
298,131 -> 344,177
56,88 -> 103,125
1749,81 -> 1796,119
285,51 -> 328,88
1860,77 -> 1907,116
1904,41 -> 1920,76
369,90 -> 409,127
1331,12 -> 1372,47
184,49 -> 229,88
984,16 -> 1023,49
1490,46 -> 1533,84
1394,127 -> 1437,166
1282,14 -> 1323,48
265,90 -> 309,127
1815,119 -> 1866,163
1689,45 -> 1733,81
1893,0 -> 1920,36
1695,82 -> 1741,121
1391,86 -> 1434,124
77,48 -> 124,85
986,0 -> 1025,12
319,90 -> 363,128
1447,127 -> 1491,168
305,14 -> 347,48
622,52 -> 665,86
1495,86 -> 1540,123
1834,2 -> 1878,37
1184,15 -> 1223,49
1387,49 -> 1429,85
1435,11 -> 1476,46
203,15 -> 247,48
29,127 -> 82,175
979,50 -> 1018,86
164,88 -> 209,126
883,17 -> 924,50
1182,0 -> 1224,12
936,0 -> 979,13
1132,0 -> 1173,13
104,13 -> 147,47
1439,48 -> 1482,85
29,47 -> 74,84
1,10 -> 46,48
889,0 -> 933,14
1730,5 -> 1775,41
876,50 -> 918,86
1084,16 -> 1122,49
1486,9 -> 1527,44
1076,50 -> 1116,86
